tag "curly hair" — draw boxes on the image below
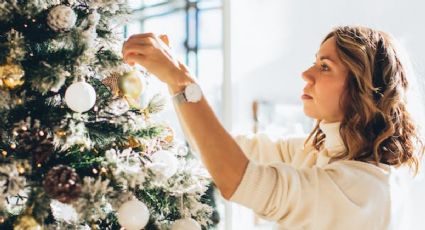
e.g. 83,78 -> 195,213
306,26 -> 424,173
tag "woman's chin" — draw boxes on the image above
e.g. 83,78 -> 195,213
302,106 -> 320,120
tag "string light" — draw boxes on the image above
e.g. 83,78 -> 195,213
10,143 -> 16,149
92,168 -> 98,174
38,130 -> 45,137
37,163 -> 42,168
0,216 -> 5,224
1,150 -> 7,157
101,167 -> 107,173
17,165 -> 25,174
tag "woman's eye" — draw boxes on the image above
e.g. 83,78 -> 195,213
320,63 -> 330,71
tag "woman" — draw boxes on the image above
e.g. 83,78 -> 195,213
122,26 -> 424,229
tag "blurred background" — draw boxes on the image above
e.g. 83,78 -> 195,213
124,0 -> 425,229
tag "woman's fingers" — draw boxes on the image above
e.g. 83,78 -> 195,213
122,43 -> 154,58
123,53 -> 146,66
159,34 -> 170,46
127,32 -> 155,41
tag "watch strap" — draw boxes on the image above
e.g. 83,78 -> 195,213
172,91 -> 187,104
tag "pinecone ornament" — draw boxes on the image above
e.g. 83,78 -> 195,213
13,125 -> 55,166
47,5 -> 77,32
43,165 -> 82,203
101,72 -> 120,96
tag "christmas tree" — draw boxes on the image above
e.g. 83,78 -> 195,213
0,1 -> 215,229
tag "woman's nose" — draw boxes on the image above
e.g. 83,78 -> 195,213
301,67 -> 314,83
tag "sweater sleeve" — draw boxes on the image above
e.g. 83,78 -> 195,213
229,160 -> 390,229
234,133 -> 305,164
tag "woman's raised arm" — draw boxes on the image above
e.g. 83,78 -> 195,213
122,33 -> 249,199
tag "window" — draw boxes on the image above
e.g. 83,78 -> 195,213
125,0 -> 224,139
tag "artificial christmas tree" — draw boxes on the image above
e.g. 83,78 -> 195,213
0,1 -> 214,229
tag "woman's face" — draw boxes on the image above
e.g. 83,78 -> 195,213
301,36 -> 349,123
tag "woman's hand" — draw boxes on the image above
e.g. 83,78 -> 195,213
122,33 -> 192,92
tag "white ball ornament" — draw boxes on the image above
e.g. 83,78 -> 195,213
65,82 -> 96,113
117,199 -> 150,230
171,218 -> 201,230
150,150 -> 179,179
47,5 -> 77,32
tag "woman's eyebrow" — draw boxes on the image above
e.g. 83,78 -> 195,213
315,53 -> 336,63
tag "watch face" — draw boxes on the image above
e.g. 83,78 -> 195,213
185,83 -> 202,102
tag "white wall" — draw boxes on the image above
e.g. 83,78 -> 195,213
228,0 -> 425,229
230,0 -> 425,133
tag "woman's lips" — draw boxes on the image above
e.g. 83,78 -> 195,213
301,94 -> 313,100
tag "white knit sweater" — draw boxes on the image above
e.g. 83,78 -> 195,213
231,122 -> 410,230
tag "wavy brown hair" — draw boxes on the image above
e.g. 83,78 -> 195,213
306,26 -> 424,173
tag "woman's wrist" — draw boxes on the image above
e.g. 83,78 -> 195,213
167,70 -> 195,95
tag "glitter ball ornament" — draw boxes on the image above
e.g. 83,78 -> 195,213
117,199 -> 150,230
0,63 -> 25,89
13,215 -> 42,230
64,82 -> 96,113
171,218 -> 201,230
43,165 -> 82,203
47,5 -> 77,32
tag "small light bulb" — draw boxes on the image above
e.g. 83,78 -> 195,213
92,168 -> 98,174
18,166 -> 25,174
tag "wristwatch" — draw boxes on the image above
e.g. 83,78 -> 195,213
172,83 -> 203,104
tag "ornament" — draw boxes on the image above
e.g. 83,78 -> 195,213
171,218 -> 201,230
102,70 -> 146,108
43,165 -> 82,203
119,70 -> 145,101
13,215 -> 41,230
65,82 -> 96,113
150,150 -> 179,179
117,199 -> 150,230
163,127 -> 174,143
47,5 -> 77,32
101,72 -> 120,96
0,63 -> 25,89
127,136 -> 141,149
176,145 -> 189,157
13,124 -> 55,166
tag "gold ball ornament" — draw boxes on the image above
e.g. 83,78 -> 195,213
119,70 -> 146,108
102,70 -> 146,108
13,215 -> 42,230
0,63 -> 25,89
